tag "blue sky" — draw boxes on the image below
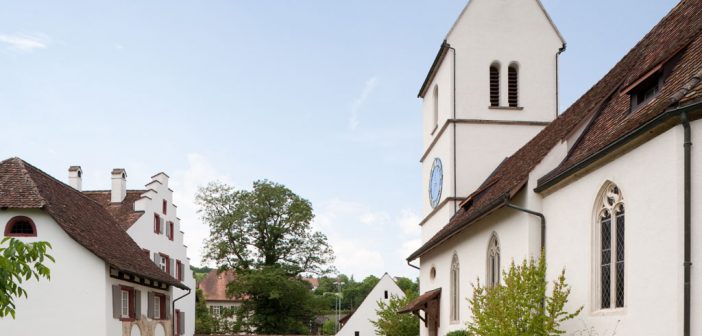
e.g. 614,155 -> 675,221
0,0 -> 679,279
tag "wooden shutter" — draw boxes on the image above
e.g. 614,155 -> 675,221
166,295 -> 171,319
178,311 -> 185,335
134,290 -> 142,319
169,259 -> 175,276
153,252 -> 159,265
112,285 -> 121,319
147,291 -> 154,319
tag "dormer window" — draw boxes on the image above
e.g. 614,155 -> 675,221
4,216 -> 37,237
626,50 -> 683,112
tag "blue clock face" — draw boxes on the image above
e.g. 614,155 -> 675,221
429,158 -> 443,208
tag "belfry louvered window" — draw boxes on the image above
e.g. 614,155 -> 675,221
596,183 -> 625,309
490,64 -> 500,106
508,64 -> 519,107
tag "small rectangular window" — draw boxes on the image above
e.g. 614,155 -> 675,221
154,295 -> 161,319
384,290 -> 388,299
163,200 -> 167,215
121,290 -> 130,318
154,215 -> 161,234
355,332 -> 360,336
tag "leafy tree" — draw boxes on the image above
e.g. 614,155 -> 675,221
446,331 -> 469,336
0,237 -> 53,318
467,254 -> 582,336
194,288 -> 215,333
228,266 -> 318,334
198,180 -> 335,276
321,319 -> 336,335
372,292 -> 419,336
395,277 -> 419,296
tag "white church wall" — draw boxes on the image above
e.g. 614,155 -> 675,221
689,118 -> 702,335
542,126 -> 683,336
0,209 -> 109,335
419,203 -> 530,335
422,54 -> 454,148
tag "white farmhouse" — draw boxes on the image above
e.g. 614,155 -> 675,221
336,274 -> 405,336
403,1 -> 702,335
0,158 -> 195,336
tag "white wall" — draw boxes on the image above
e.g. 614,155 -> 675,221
128,173 -> 196,336
419,203 -> 530,336
336,274 -> 405,336
0,209 -> 109,335
543,126 -> 684,335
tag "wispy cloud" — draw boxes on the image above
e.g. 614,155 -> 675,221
0,33 -> 49,52
349,76 -> 379,131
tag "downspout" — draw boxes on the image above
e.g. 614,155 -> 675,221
681,111 -> 691,336
447,42 -> 458,214
172,287 -> 192,334
556,44 -> 567,118
505,202 -> 546,255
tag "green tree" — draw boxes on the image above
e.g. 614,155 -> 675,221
194,288 -> 215,333
394,277 -> 419,296
467,254 -> 582,336
372,292 -> 419,336
198,180 -> 335,276
321,319 -> 336,335
0,237 -> 53,318
229,266 -> 317,334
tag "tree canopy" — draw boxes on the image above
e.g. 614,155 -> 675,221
0,237 -> 53,318
372,292 -> 419,336
198,180 -> 335,276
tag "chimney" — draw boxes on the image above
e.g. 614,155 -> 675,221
68,166 -> 82,191
111,168 -> 127,203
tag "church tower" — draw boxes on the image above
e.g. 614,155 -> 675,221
419,0 -> 564,242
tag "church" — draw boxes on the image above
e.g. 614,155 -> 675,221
402,0 -> 702,335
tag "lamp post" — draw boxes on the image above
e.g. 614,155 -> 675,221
335,278 -> 345,333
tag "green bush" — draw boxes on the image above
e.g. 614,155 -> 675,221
446,330 -> 469,336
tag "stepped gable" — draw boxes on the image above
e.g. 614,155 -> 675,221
0,157 -> 187,289
409,0 -> 702,261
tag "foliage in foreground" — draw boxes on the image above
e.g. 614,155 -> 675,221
467,254 -> 582,336
195,288 -> 215,333
0,237 -> 53,318
372,292 -> 420,336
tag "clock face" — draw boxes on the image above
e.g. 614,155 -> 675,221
429,158 -> 443,208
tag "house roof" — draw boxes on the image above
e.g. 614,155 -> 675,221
409,0 -> 702,261
82,190 -> 146,230
0,157 -> 187,289
198,270 -> 240,302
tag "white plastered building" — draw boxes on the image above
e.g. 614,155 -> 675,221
0,159 -> 195,336
336,274 -> 405,336
403,1 -> 702,335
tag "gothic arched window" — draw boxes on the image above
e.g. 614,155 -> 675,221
450,253 -> 460,322
487,234 -> 501,287
595,183 -> 625,309
490,63 -> 500,107
508,64 -> 519,107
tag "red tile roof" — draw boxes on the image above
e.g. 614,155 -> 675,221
409,0 -> 702,261
198,270 -> 241,302
83,190 -> 146,230
0,158 -> 187,289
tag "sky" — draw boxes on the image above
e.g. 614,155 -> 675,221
0,0 -> 680,279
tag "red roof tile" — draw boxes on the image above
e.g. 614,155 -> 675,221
198,270 -> 241,302
409,0 -> 702,261
83,190 -> 146,230
0,158 -> 187,289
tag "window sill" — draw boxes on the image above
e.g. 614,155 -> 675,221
119,317 -> 136,322
590,307 -> 626,316
489,106 -> 523,110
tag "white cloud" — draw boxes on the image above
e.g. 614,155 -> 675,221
171,153 -> 231,267
349,76 -> 379,131
0,33 -> 49,52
